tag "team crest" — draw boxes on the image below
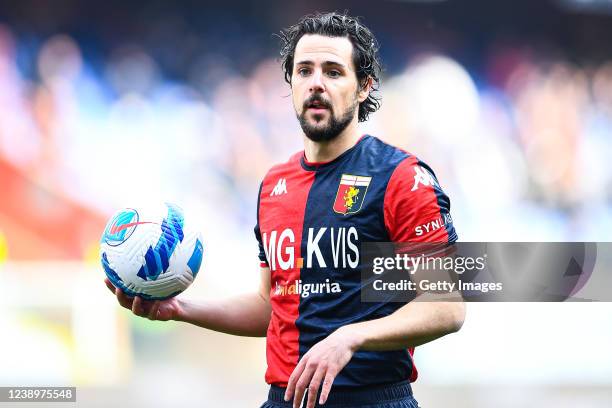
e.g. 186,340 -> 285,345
333,174 -> 372,215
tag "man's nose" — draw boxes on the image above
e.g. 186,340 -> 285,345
309,70 -> 325,93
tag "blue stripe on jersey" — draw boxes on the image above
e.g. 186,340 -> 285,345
296,136 -> 416,386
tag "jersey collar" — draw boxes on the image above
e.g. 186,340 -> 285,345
300,135 -> 370,171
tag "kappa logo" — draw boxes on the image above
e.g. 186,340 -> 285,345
333,174 -> 372,215
270,178 -> 287,196
411,165 -> 439,191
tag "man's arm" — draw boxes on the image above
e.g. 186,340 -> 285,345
104,266 -> 272,337
175,266 -> 272,336
341,299 -> 464,350
284,299 -> 465,408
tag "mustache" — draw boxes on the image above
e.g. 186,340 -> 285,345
303,95 -> 332,110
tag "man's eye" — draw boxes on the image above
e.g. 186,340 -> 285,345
297,68 -> 311,76
327,70 -> 341,78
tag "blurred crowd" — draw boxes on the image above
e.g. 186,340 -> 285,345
1,5 -> 612,405
1,9 -> 611,260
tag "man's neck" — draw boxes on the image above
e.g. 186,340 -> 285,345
303,120 -> 361,163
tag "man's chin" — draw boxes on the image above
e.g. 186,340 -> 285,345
298,102 -> 357,143
298,111 -> 346,142
306,110 -> 330,123
306,118 -> 329,129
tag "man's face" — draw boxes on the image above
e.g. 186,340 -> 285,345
291,34 -> 367,142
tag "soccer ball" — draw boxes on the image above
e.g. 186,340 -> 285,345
100,203 -> 203,300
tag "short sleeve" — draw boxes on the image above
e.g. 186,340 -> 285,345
254,182 -> 269,268
384,156 -> 457,244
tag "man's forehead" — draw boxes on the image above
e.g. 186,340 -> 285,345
294,34 -> 354,66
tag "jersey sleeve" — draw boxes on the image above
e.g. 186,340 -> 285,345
254,181 -> 269,268
384,156 -> 457,244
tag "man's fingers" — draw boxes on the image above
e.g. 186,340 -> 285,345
115,288 -> 133,309
132,295 -> 145,316
318,370 -> 337,405
292,363 -> 316,408
104,278 -> 116,294
107,279 -> 155,318
305,365 -> 326,408
285,358 -> 306,401
109,281 -> 156,319
148,301 -> 161,320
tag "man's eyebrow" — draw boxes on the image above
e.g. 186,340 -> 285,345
295,60 -> 346,68
323,61 -> 346,68
295,60 -> 347,68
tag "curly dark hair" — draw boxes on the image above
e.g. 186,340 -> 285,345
278,12 -> 382,122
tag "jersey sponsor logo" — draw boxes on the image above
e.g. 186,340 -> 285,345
262,227 -> 359,271
414,213 -> 453,236
270,178 -> 288,196
411,165 -> 439,191
274,278 -> 342,298
333,174 -> 372,215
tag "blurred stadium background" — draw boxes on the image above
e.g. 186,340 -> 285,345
1,0 -> 611,406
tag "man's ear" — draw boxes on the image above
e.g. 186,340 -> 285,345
358,76 -> 373,103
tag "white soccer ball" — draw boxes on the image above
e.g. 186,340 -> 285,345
100,203 -> 203,300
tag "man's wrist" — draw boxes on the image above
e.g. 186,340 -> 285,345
337,324 -> 366,352
172,298 -> 188,322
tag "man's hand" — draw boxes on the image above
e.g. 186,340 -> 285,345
284,326 -> 360,408
103,266 -> 271,336
104,278 -> 182,321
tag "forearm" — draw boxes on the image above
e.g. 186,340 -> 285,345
175,292 -> 271,337
345,301 -> 465,351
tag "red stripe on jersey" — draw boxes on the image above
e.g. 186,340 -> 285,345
258,154 -> 315,386
408,347 -> 418,382
384,155 -> 450,243
384,155 -> 451,383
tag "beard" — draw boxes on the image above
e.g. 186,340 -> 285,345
298,95 -> 357,142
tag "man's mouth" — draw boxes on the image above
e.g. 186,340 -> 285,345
305,99 -> 331,112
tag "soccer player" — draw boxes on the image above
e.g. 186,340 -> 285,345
105,12 -> 464,408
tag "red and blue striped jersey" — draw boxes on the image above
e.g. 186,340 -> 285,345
254,135 -> 457,387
